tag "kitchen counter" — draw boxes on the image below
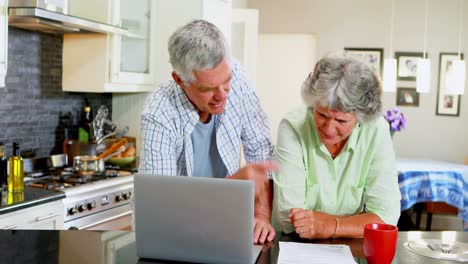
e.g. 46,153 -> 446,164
0,187 -> 65,215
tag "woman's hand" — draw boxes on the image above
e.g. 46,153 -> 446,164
289,208 -> 337,239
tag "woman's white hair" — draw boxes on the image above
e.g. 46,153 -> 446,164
301,53 -> 382,123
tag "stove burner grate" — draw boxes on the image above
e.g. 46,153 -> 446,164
25,168 -> 135,190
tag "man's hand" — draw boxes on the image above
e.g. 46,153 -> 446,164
227,160 -> 278,197
228,161 -> 278,243
254,213 -> 276,244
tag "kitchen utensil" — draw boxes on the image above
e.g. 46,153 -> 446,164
96,126 -> 129,145
24,154 -> 68,173
66,142 -> 97,165
73,156 -> 105,176
115,126 -> 129,139
93,105 -> 111,141
72,146 -> 125,176
96,138 -> 127,160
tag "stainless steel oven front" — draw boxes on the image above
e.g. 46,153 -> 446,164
62,177 -> 134,230
64,203 -> 133,230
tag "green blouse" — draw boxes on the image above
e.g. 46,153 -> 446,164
272,107 -> 401,234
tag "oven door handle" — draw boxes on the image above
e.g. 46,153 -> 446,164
36,213 -> 62,222
78,210 -> 132,230
3,224 -> 19,230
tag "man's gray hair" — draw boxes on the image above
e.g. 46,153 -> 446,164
168,19 -> 229,84
301,54 -> 382,123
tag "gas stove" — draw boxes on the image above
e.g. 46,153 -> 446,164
24,167 -> 134,191
24,155 -> 135,230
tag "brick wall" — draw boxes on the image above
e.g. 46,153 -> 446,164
0,28 -> 112,157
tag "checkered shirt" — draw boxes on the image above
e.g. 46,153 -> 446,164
139,60 -> 273,176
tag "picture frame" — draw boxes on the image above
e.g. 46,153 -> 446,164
436,52 -> 463,116
344,48 -> 383,78
395,52 -> 426,81
396,87 -> 419,107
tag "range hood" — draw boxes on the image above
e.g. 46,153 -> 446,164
8,2 -> 128,35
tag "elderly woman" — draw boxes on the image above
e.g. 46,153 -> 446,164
272,54 -> 401,239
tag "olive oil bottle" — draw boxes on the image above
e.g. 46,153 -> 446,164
7,191 -> 24,204
8,142 -> 24,193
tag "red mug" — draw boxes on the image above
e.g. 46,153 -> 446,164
363,223 -> 398,264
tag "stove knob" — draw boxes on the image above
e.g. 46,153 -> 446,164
115,195 -> 122,202
68,207 -> 78,215
122,192 -> 129,200
78,204 -> 86,212
87,201 -> 96,210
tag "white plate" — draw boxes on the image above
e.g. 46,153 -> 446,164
404,239 -> 468,261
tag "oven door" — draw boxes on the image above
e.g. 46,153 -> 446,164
64,204 -> 133,230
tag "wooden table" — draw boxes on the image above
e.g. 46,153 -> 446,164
254,231 -> 468,264
0,230 -> 464,263
134,231 -> 468,263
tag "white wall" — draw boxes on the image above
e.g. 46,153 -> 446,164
232,0 -> 248,8
112,93 -> 148,153
256,34 -> 316,143
231,9 -> 259,85
249,0 -> 468,163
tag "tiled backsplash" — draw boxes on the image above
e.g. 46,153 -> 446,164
0,28 -> 112,157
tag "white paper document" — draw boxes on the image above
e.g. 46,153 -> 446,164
278,242 -> 356,264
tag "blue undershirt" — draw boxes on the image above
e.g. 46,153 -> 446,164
191,116 -> 228,178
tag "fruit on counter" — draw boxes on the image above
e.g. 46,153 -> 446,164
122,146 -> 136,157
108,143 -> 135,158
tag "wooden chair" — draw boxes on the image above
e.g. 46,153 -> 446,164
415,202 -> 459,231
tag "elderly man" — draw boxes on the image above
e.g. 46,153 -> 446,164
139,20 -> 276,243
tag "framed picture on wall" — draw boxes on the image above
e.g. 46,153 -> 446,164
395,52 -> 426,81
396,87 -> 419,106
344,48 -> 383,78
436,52 -> 463,116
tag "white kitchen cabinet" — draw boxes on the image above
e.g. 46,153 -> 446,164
153,0 -> 232,84
0,0 -> 8,88
63,0 -> 157,92
0,200 -> 64,230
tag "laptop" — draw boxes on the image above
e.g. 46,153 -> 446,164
134,174 -> 263,264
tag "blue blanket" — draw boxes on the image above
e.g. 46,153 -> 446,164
399,170 -> 467,229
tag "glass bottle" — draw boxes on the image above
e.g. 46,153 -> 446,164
7,191 -> 24,205
0,142 -> 7,191
78,99 -> 94,143
8,142 -> 24,193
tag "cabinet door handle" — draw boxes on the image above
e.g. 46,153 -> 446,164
36,213 -> 61,222
3,225 -> 19,230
